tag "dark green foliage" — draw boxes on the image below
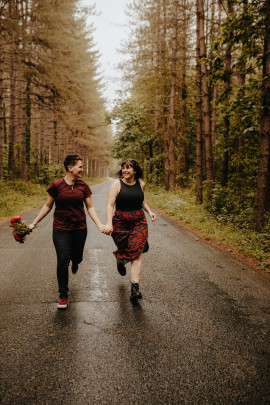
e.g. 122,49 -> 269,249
109,99 -> 165,184
115,0 -> 269,233
35,164 -> 65,185
203,0 -> 267,228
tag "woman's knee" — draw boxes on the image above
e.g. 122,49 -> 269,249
133,253 -> 142,263
57,256 -> 70,267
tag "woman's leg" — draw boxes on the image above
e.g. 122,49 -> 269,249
70,228 -> 87,265
130,254 -> 143,300
130,253 -> 142,284
53,229 -> 72,298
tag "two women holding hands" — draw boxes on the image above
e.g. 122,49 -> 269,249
29,155 -> 156,309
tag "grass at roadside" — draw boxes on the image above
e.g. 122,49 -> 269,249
0,177 -> 108,222
145,186 -> 270,271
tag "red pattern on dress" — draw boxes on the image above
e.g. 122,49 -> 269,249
112,209 -> 148,264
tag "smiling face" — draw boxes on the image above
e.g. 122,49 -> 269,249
121,164 -> 136,181
68,160 -> 84,178
117,159 -> 143,180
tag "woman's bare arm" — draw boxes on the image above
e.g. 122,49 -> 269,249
105,180 -> 120,233
29,195 -> 55,229
85,196 -> 104,232
140,180 -> 157,222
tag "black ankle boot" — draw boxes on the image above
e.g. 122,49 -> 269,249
117,261 -> 126,276
130,283 -> 142,300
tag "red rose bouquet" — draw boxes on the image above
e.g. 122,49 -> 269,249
10,216 -> 32,244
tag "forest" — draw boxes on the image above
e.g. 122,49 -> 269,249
111,0 -> 270,233
0,0 -> 113,183
0,0 -> 269,235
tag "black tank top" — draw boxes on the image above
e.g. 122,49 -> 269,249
115,179 -> 144,211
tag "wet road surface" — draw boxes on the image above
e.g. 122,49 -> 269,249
1,180 -> 270,404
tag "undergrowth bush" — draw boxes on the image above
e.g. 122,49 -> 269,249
205,183 -> 256,229
0,180 -> 47,220
0,176 -> 107,221
35,164 -> 66,185
145,185 -> 270,266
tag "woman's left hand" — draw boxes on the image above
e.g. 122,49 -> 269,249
99,224 -> 106,233
149,211 -> 157,222
103,224 -> 113,235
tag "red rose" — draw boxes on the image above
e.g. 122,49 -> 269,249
10,216 -> 21,224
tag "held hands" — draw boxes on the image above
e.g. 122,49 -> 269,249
99,224 -> 113,235
104,224 -> 113,235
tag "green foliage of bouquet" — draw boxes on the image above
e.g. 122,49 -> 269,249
10,216 -> 32,244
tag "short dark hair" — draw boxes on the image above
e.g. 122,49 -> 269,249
116,158 -> 143,180
64,154 -> 83,172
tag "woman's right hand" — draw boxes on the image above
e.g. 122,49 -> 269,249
28,223 -> 36,230
103,224 -> 113,235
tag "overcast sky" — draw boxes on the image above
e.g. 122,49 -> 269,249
82,0 -> 129,110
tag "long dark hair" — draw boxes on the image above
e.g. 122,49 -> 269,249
116,159 -> 143,180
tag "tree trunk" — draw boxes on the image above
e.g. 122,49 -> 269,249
196,0 -> 203,204
44,115 -> 51,165
8,0 -> 17,180
19,0 -> 27,180
0,37 -> 4,179
21,77 -> 31,179
253,0 -> 270,231
39,109 -> 45,166
221,0 -> 233,187
33,123 -> 39,177
153,0 -> 161,186
166,0 -> 178,189
210,0 -> 221,168
236,0 -> 247,174
161,0 -> 169,189
198,0 -> 214,185
179,0 -> 188,188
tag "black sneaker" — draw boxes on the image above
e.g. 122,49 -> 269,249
71,262 -> 78,274
130,283 -> 142,300
117,261 -> 126,276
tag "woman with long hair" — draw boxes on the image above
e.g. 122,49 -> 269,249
105,158 -> 156,300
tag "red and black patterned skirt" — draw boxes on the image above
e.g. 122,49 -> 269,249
112,209 -> 148,264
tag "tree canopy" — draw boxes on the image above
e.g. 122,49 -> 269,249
109,0 -> 269,231
0,0 -> 113,182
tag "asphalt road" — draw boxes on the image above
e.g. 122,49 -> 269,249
1,180 -> 270,405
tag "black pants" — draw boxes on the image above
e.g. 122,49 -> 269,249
53,228 -> 87,298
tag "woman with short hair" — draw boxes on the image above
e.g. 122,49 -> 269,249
29,154 -> 106,309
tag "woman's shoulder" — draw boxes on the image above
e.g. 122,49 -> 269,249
110,179 -> 121,191
49,177 -> 64,188
47,178 -> 64,196
77,178 -> 88,187
112,178 -> 121,185
139,179 -> 145,189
